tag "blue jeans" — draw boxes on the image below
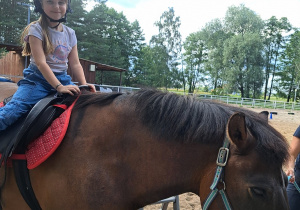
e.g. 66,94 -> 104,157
0,64 -> 74,131
287,182 -> 300,210
287,164 -> 300,210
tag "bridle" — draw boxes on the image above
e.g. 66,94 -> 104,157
202,136 -> 232,210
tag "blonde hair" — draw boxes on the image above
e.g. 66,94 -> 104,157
21,15 -> 54,56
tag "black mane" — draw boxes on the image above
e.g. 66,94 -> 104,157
71,89 -> 289,166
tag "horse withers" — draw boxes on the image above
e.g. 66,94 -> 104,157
0,84 -> 290,210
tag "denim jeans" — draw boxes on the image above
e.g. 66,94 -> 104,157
287,161 -> 300,210
287,182 -> 300,210
0,64 -> 74,131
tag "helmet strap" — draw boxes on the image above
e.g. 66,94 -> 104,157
50,22 -> 61,29
42,10 -> 67,23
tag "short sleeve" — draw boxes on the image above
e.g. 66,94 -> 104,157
294,126 -> 300,138
27,23 -> 43,41
70,28 -> 77,48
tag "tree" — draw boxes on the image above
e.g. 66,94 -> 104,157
277,31 -> 300,102
83,3 -> 143,85
123,20 -> 146,86
223,4 -> 264,98
0,0 -> 38,45
183,32 -> 207,93
66,0 -> 88,52
134,45 -> 169,87
151,7 -> 182,89
262,16 -> 292,100
201,19 -> 231,91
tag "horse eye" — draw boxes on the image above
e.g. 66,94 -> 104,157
249,187 -> 266,197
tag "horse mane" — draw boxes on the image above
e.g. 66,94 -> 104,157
71,89 -> 289,166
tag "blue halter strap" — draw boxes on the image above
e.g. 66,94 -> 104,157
202,136 -> 232,210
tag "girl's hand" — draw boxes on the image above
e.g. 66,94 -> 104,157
56,84 -> 81,95
286,168 -> 295,183
87,84 -> 96,92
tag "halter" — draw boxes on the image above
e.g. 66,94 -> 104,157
202,136 -> 232,210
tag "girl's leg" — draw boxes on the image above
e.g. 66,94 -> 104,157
0,67 -> 74,131
0,80 -> 53,131
0,82 -> 35,130
56,73 -> 74,86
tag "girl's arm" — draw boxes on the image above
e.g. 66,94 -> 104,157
29,36 -> 80,95
68,45 -> 96,92
285,135 -> 300,182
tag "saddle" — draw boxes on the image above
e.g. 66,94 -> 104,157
0,86 -> 90,210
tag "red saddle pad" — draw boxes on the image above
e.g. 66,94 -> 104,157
25,102 -> 75,169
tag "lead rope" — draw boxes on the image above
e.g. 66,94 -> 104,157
202,137 -> 232,210
294,181 -> 300,193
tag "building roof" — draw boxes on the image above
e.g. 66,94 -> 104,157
80,58 -> 127,72
0,43 -> 22,52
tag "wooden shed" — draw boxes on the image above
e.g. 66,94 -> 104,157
69,58 -> 127,86
0,44 -> 127,85
0,44 -> 26,83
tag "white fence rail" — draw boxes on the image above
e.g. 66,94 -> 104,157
93,84 -> 140,93
192,94 -> 300,111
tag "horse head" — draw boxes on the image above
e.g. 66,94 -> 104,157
201,112 -> 289,210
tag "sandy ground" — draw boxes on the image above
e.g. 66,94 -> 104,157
143,107 -> 300,210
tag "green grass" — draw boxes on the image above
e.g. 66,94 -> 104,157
166,88 -> 289,102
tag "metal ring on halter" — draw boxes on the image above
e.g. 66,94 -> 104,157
220,181 -> 226,191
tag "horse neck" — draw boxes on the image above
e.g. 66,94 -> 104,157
72,103 -> 221,206
135,138 -> 219,200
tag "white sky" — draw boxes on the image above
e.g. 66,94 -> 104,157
86,0 -> 300,43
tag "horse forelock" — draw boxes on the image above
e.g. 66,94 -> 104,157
247,120 -> 289,167
72,89 -> 288,167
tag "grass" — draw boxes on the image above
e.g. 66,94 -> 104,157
166,88 -> 289,102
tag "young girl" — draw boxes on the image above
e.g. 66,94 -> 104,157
0,0 -> 95,131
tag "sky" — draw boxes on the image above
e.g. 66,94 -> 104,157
86,0 -> 300,43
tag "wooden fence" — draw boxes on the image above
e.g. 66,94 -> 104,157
0,51 -> 25,83
193,94 -> 300,111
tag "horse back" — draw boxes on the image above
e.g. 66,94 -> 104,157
0,82 -> 18,102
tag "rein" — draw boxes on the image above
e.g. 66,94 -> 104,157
202,136 -> 232,210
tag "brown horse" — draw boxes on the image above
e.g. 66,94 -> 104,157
0,84 -> 290,210
0,82 -> 17,102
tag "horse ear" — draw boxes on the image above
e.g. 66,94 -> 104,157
227,112 -> 252,153
258,111 -> 269,122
